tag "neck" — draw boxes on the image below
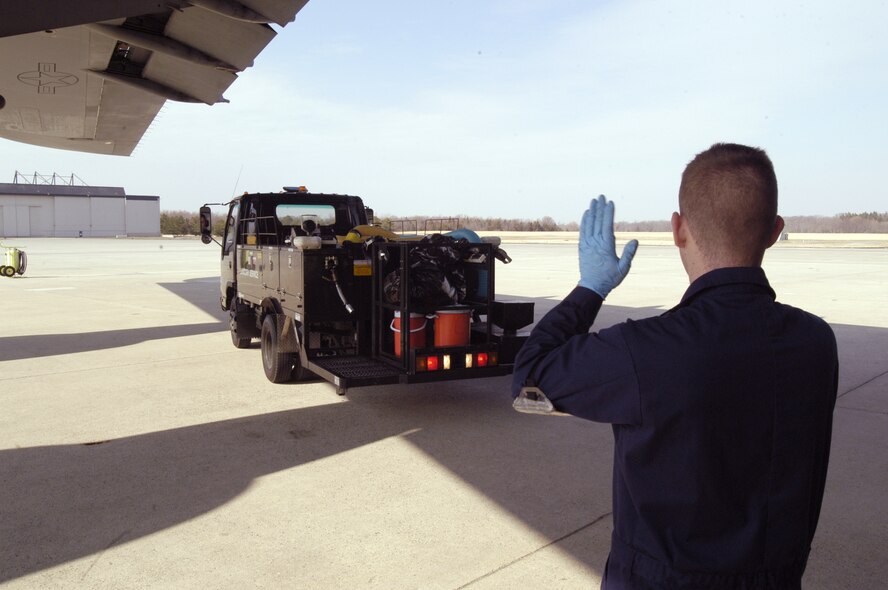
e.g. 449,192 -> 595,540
682,250 -> 764,284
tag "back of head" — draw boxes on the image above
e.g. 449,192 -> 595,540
679,143 -> 778,266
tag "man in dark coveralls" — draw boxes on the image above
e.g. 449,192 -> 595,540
512,143 -> 838,589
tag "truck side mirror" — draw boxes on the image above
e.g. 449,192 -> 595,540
365,207 -> 374,225
199,206 -> 212,244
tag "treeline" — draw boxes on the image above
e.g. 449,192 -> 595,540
161,210 -> 226,236
160,210 -> 888,236
377,215 -> 572,232
613,215 -> 888,233
792,212 -> 888,233
381,212 -> 888,233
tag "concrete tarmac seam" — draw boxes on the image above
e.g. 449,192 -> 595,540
454,511 -> 613,589
837,369 -> 888,399
836,406 -> 888,417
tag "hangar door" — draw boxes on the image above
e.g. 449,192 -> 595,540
54,197 -> 90,237
1,205 -> 35,237
16,206 -> 32,236
90,197 -> 125,237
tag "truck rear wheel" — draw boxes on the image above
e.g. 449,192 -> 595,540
261,314 -> 293,383
292,354 -> 317,382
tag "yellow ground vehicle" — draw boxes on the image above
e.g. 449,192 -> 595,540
1,242 -> 27,277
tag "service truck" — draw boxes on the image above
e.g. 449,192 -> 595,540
200,187 -> 533,394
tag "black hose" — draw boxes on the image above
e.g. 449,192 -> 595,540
329,266 -> 355,314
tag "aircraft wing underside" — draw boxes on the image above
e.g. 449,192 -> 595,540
0,0 -> 308,155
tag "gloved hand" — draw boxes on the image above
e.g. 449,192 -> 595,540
578,195 -> 639,298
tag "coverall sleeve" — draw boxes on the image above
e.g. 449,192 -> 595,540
511,287 -> 641,425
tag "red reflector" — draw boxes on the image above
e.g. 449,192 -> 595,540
427,356 -> 440,371
416,357 -> 428,372
489,352 -> 498,366
476,352 -> 488,367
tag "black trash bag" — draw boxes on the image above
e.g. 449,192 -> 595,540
383,269 -> 401,304
383,234 -> 474,307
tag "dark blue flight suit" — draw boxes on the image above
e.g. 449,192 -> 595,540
512,267 -> 838,589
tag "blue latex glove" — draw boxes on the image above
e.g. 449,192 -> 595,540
578,195 -> 639,298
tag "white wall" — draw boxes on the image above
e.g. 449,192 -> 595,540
53,196 -> 91,237
0,195 -> 54,237
90,197 -> 126,237
126,198 -> 161,236
0,192 -> 159,237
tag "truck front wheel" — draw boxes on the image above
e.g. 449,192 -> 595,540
261,314 -> 293,383
230,310 -> 252,349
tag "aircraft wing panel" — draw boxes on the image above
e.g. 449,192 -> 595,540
94,81 -> 166,156
0,0 -> 309,156
220,0 -> 309,27
142,52 -> 238,107
0,1 -> 190,38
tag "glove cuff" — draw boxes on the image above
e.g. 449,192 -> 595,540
577,280 -> 608,299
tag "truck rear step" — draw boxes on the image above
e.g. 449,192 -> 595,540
308,356 -> 402,391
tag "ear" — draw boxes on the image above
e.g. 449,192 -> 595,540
766,215 -> 785,248
671,211 -> 686,247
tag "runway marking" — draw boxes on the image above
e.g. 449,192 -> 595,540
25,287 -> 75,292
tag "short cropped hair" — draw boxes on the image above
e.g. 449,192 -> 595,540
679,143 -> 778,262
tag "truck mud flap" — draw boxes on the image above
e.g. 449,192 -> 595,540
273,314 -> 300,354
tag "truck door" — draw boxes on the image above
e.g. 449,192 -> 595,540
220,201 -> 239,308
236,200 -> 266,304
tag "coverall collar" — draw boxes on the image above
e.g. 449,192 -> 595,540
673,266 -> 776,310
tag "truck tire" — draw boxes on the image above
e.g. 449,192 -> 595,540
261,314 -> 293,383
291,354 -> 314,382
230,310 -> 252,349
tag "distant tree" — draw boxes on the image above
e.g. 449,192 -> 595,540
784,213 -> 888,233
163,209 -> 888,235
160,210 -> 200,235
212,217 -> 226,237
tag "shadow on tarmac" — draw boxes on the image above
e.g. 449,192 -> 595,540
1,285 -> 885,587
0,291 -> 670,583
0,278 -> 228,362
0,376 -> 617,583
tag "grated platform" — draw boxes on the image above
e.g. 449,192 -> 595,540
310,356 -> 402,379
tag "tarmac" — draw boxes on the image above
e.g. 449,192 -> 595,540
0,237 -> 885,589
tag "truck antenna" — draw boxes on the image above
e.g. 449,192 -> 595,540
231,164 -> 244,199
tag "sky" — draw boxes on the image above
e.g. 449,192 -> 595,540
2,0 -> 886,223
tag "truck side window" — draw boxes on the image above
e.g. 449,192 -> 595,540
245,203 -> 258,245
223,205 -> 239,255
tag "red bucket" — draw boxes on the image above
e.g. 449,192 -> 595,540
433,307 -> 471,347
391,312 -> 427,357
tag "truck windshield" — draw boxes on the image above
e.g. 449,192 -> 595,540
277,204 -> 337,228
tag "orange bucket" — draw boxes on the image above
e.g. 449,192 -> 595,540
391,312 -> 427,357
434,307 -> 471,347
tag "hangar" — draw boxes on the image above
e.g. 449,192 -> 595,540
0,175 -> 160,237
